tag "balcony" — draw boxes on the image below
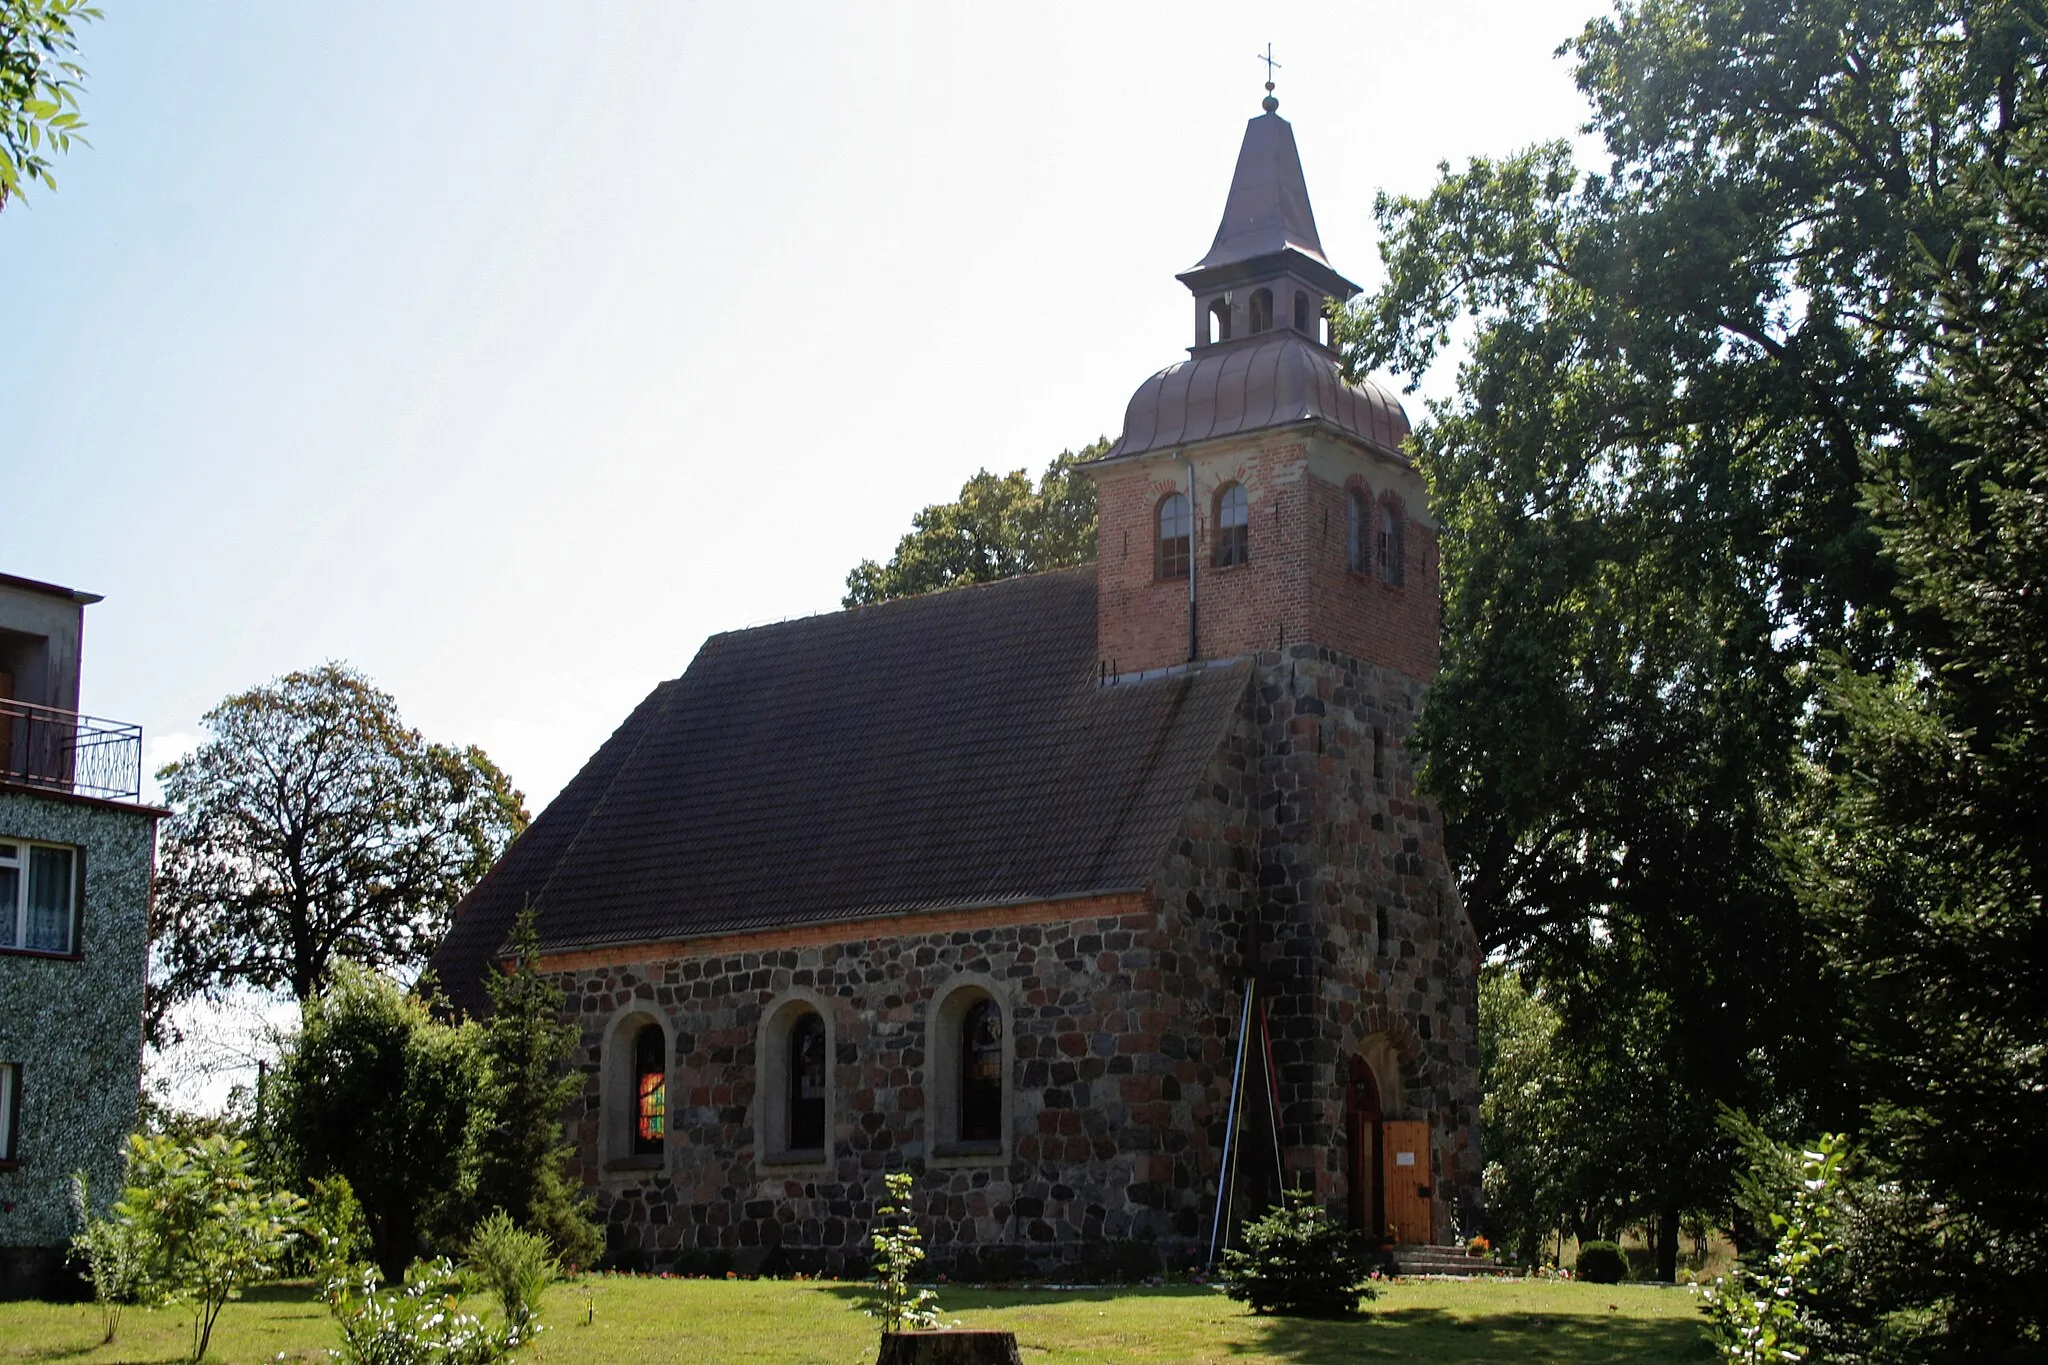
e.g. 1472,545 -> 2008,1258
0,697 -> 144,803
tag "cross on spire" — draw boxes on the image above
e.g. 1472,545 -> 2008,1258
1256,43 -> 1281,112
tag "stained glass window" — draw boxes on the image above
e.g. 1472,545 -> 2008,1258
632,1024 -> 665,1155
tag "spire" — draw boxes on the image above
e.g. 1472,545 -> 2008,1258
1194,110 -> 1328,271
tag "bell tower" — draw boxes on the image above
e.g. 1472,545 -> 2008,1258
1086,93 -> 1437,683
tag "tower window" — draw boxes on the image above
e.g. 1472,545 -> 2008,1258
1214,482 -> 1249,568
1379,501 -> 1406,585
1348,489 -> 1370,573
1208,298 -> 1232,344
1249,288 -> 1273,333
1157,493 -> 1191,579
1294,292 -> 1312,334
788,1011 -> 826,1152
960,997 -> 1004,1143
631,1022 -> 666,1157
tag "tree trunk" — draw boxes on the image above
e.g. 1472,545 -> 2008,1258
1655,1202 -> 1680,1283
876,1330 -> 1023,1365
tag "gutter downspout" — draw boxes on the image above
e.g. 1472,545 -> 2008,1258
1181,454 -> 1198,663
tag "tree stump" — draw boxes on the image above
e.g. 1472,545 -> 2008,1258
875,1329 -> 1023,1365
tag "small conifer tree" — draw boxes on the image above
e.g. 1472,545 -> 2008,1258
474,905 -> 604,1269
1220,1189 -> 1375,1316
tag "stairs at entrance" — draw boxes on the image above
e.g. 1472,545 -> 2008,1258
1390,1244 -> 1513,1277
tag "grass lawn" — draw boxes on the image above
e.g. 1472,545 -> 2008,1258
0,1276 -> 1714,1365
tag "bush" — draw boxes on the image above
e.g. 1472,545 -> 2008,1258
464,1211 -> 555,1334
68,1170 -> 143,1344
326,1257 -> 514,1365
1219,1190 -> 1375,1316
1575,1241 -> 1629,1284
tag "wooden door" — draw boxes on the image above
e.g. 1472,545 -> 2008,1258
1379,1119 -> 1432,1244
1347,1112 -> 1380,1232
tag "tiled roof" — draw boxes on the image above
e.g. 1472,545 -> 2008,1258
430,568 -> 1247,1014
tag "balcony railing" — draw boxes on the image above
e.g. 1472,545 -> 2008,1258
0,697 -> 144,802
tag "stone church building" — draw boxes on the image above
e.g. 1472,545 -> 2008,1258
432,93 -> 1480,1274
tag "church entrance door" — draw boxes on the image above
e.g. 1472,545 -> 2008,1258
1380,1119 -> 1432,1244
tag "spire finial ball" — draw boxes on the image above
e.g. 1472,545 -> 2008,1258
1262,91 -> 1279,113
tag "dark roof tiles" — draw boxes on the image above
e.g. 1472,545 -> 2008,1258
430,569 -> 1246,1014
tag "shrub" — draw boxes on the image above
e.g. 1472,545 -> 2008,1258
325,1257 -> 513,1365
1219,1190 -> 1375,1316
859,1171 -> 945,1335
1575,1241 -> 1629,1284
68,1170 -> 143,1344
464,1211 -> 556,1335
116,1133 -> 304,1363
1697,1132 -> 1848,1363
303,1175 -> 373,1282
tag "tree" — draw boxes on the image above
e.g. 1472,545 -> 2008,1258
150,663 -> 528,1046
1343,0 -> 2046,1323
843,441 -> 1105,606
267,965 -> 493,1280
469,907 -> 602,1269
0,0 -> 95,209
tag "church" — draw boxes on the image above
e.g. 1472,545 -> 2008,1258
431,88 -> 1481,1275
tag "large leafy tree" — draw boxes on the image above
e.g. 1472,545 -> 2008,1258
0,0 -> 96,209
843,441 -> 1105,606
1341,0 -> 2048,1295
150,663 -> 528,1046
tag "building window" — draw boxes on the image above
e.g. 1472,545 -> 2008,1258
1348,489 -> 1370,573
788,1011 -> 826,1152
1157,493 -> 1191,579
0,1063 -> 18,1165
757,993 -> 833,1166
1379,501 -> 1406,584
1214,483 -> 1249,568
960,999 -> 1003,1142
0,839 -> 79,955
1294,291 -> 1312,334
1208,298 -> 1232,344
1249,288 -> 1273,333
632,1023 -> 666,1156
928,980 -> 1009,1161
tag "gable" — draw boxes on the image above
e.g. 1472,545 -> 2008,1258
431,568 -> 1247,1013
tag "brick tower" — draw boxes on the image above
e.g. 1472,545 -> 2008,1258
1084,91 -> 1479,1244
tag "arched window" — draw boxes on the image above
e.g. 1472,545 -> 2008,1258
960,998 -> 1003,1143
1379,501 -> 1405,584
1348,488 -> 1370,573
1208,298 -> 1232,344
632,1023 -> 666,1157
1249,288 -> 1273,333
1294,291 -> 1312,334
787,1011 -> 826,1152
929,980 -> 1010,1161
1157,493 -> 1191,580
1214,482 -> 1248,568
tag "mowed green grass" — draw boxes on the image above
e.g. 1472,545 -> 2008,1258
0,1276 -> 1713,1365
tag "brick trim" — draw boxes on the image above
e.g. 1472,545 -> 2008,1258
532,891 -> 1157,973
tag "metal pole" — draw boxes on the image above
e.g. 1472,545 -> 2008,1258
1207,983 -> 1256,1268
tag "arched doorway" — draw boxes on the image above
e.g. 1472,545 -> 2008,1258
1345,1055 -> 1384,1234
1347,1045 -> 1433,1242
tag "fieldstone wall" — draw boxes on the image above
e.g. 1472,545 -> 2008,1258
546,642 -> 1479,1270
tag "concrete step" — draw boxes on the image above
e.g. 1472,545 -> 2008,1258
1389,1244 -> 1513,1276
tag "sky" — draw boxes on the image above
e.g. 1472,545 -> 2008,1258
3,0 -> 1606,816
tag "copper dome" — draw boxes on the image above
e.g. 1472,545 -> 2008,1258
1105,331 -> 1411,462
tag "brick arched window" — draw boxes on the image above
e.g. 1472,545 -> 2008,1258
1208,298 -> 1232,344
1294,291 -> 1312,334
928,977 -> 1012,1162
1379,499 -> 1406,585
1157,493 -> 1191,580
1348,488 -> 1370,573
1214,482 -> 1249,568
631,1023 -> 666,1157
1249,288 -> 1273,333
